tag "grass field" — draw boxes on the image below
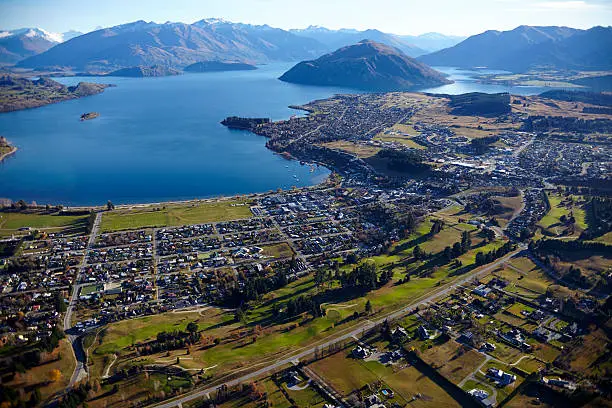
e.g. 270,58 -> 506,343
486,256 -> 554,300
538,193 -> 587,236
262,242 -> 295,259
94,308 -> 229,355
309,349 -> 459,407
100,200 -> 252,232
374,134 -> 426,149
322,141 -> 381,158
0,211 -> 89,236
420,337 -> 486,384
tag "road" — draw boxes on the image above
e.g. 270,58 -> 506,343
149,246 -> 523,408
66,212 -> 102,387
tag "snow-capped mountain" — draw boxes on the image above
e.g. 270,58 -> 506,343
0,28 -> 61,64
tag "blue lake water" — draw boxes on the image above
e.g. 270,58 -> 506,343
0,64 -> 556,206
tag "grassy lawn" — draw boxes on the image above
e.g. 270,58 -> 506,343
0,211 -> 89,236
100,200 -> 252,232
262,242 -> 295,259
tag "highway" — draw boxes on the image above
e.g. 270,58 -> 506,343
149,246 -> 524,408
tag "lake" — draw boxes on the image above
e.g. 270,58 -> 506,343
0,64 -> 556,206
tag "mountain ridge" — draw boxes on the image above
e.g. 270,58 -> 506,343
419,25 -> 612,71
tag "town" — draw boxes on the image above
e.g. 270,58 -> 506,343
0,89 -> 610,408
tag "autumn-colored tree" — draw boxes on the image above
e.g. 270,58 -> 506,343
247,382 -> 263,401
49,369 -> 62,382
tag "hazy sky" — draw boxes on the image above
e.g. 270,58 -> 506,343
1,0 -> 611,36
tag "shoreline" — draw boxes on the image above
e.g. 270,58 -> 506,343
8,176 -> 334,212
0,146 -> 17,162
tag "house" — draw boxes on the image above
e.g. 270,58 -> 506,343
284,370 -> 301,385
487,368 -> 516,386
418,325 -> 430,340
543,377 -> 576,390
391,327 -> 409,342
483,342 -> 496,351
468,388 -> 489,400
352,345 -> 371,359
365,394 -> 383,407
473,284 -> 492,297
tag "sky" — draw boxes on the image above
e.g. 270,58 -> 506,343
0,0 -> 611,36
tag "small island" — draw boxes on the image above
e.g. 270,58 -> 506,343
184,61 -> 257,73
80,112 -> 100,121
0,75 -> 110,113
0,136 -> 17,162
221,116 -> 270,130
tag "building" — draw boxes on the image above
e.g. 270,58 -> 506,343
391,326 -> 409,342
352,345 -> 371,359
487,368 -> 516,386
473,284 -> 492,297
418,325 -> 430,340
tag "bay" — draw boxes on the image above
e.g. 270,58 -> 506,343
0,63 -> 558,206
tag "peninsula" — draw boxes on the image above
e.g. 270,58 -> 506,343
279,40 -> 451,91
0,136 -> 16,162
184,60 -> 257,73
221,116 -> 270,130
105,65 -> 181,77
0,75 -> 110,113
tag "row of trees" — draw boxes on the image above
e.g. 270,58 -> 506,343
474,241 -> 515,266
138,323 -> 199,355
443,231 -> 472,262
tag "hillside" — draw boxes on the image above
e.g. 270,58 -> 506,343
0,76 -> 109,112
106,65 -> 181,77
419,25 -> 612,72
17,19 -> 327,71
184,61 -> 257,72
279,40 -> 451,91
0,28 -> 59,65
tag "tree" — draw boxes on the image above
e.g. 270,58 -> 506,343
55,292 -> 67,313
365,300 -> 372,315
443,246 -> 453,262
186,322 -> 198,334
107,200 -> 115,211
413,245 -> 423,260
49,369 -> 62,382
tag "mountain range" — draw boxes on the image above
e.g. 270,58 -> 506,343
279,40 -> 451,91
290,26 -> 464,55
11,20 -> 462,72
4,21 -> 611,75
419,25 -> 612,72
17,19 -> 327,71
